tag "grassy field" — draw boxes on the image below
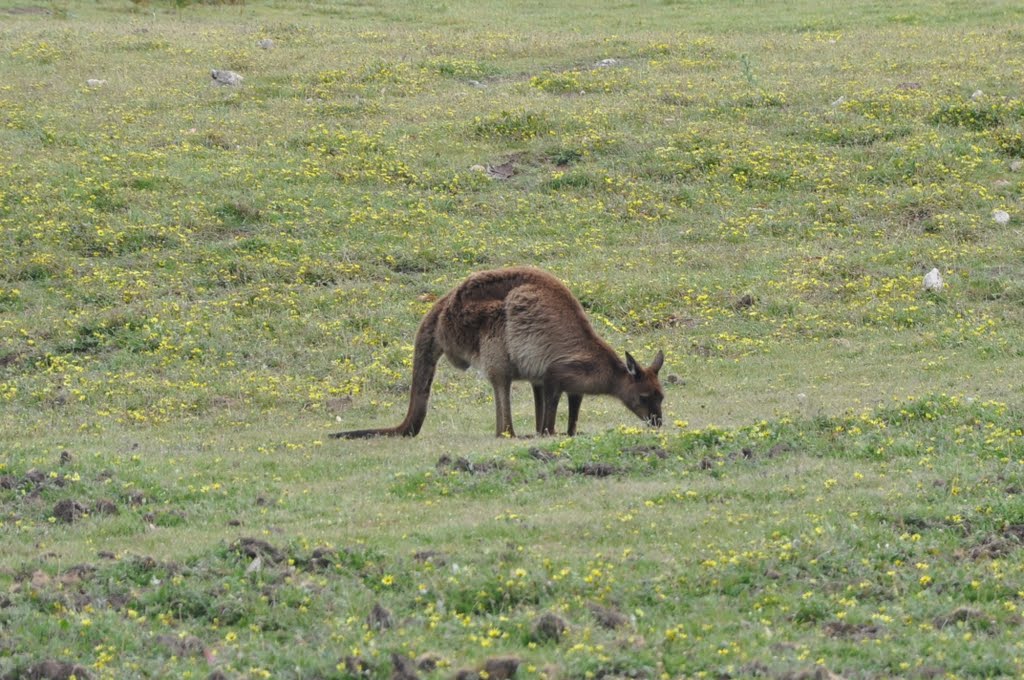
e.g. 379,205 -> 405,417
2,0 -> 1024,677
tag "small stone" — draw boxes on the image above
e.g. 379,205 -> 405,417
210,69 -> 244,87
1010,159 -> 1023,172
244,555 -> 263,575
993,209 -> 1011,226
923,268 -> 944,292
85,78 -> 107,87
257,38 -> 274,49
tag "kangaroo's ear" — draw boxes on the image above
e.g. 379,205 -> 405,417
625,352 -> 640,379
650,350 -> 665,374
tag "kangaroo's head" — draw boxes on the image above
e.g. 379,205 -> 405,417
622,350 -> 665,427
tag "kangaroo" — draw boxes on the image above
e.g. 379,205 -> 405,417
330,267 -> 665,439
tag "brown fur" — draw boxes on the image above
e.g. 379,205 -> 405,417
330,267 -> 665,438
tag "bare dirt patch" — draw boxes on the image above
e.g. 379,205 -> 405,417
965,524 -> 1024,559
52,499 -> 86,523
5,660 -> 92,680
933,606 -> 991,630
589,601 -> 631,629
231,537 -> 285,564
156,633 -> 206,658
367,602 -> 393,631
2,6 -> 50,14
532,611 -> 568,642
822,620 -> 883,640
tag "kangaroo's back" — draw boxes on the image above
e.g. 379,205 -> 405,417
499,270 -> 609,379
435,267 -> 594,370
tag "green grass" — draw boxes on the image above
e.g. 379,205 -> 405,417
2,0 -> 1024,677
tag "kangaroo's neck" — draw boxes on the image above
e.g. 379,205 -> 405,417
553,341 -> 628,396
604,354 -> 634,398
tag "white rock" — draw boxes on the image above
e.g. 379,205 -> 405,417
923,268 -> 944,292
1011,159 -> 1024,172
596,58 -> 619,68
211,69 -> 244,86
830,95 -> 846,108
85,79 -> 107,87
257,38 -> 274,49
993,209 -> 1011,226
971,89 -> 984,100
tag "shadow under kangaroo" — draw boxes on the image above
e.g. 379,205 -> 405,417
330,266 -> 665,438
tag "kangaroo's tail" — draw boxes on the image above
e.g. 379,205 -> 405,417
330,302 -> 443,439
